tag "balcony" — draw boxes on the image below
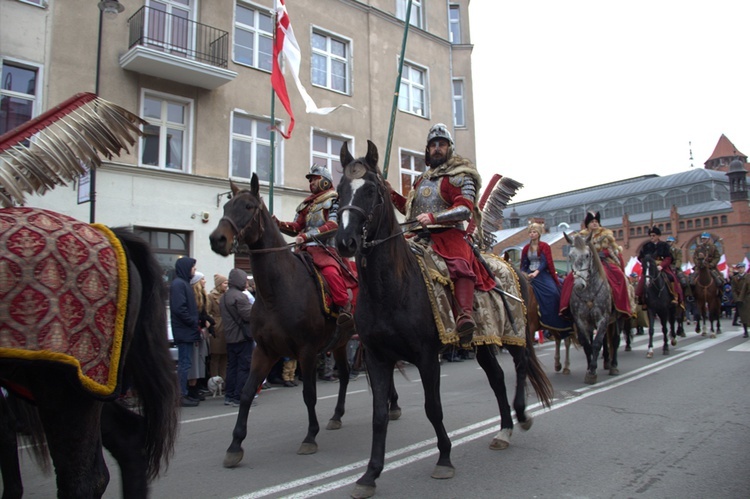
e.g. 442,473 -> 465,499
119,6 -> 237,90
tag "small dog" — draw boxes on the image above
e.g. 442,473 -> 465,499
207,376 -> 225,398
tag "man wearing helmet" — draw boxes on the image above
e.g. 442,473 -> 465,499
389,123 -> 495,344
691,232 -> 724,288
276,164 -> 358,336
666,236 -> 690,300
635,226 -> 683,308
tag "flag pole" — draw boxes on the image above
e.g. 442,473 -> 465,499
268,3 -> 278,215
382,0 -> 413,180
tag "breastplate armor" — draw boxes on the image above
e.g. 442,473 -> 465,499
304,197 -> 334,230
408,176 -> 462,229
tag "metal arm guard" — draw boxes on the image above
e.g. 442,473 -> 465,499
432,174 -> 476,225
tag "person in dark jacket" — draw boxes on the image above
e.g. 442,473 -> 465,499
220,268 -> 255,406
170,257 -> 202,407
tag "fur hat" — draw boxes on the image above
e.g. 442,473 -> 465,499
583,211 -> 601,227
214,274 -> 228,288
648,226 -> 661,236
190,271 -> 204,286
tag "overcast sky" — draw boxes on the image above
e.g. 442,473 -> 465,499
468,0 -> 750,203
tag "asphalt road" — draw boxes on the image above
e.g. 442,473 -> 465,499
17,323 -> 750,499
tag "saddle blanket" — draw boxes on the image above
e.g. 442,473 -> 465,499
410,240 -> 527,347
0,207 -> 128,399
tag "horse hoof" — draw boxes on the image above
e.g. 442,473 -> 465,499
646,351 -> 653,359
701,332 -> 706,337
489,428 -> 512,450
327,419 -> 342,430
563,368 -> 571,375
431,464 -> 455,479
609,368 -> 619,376
223,450 -> 244,468
389,408 -> 402,421
351,483 -> 376,499
297,442 -> 318,455
710,333 -> 716,339
584,373 -> 597,385
625,345 -> 632,352
520,416 -> 533,431
671,338 -> 677,346
603,361 -> 610,370
554,362 -> 562,372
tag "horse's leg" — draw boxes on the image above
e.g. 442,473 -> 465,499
0,396 -> 23,499
554,336 -> 562,372
326,342 -> 351,430
294,349 -> 324,455
608,321 -> 620,375
415,352 -> 454,477
502,344 -> 531,432
38,396 -> 108,499
100,402 -> 149,499
646,310 -> 656,358
577,326 -> 597,384
352,355 -> 397,499
590,316 -> 610,380
388,374 -> 402,421
224,348 -> 276,467
563,337 -> 571,375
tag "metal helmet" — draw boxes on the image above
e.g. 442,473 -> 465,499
305,164 -> 333,192
425,123 -> 454,166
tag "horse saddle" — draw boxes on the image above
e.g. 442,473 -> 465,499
408,239 -> 526,348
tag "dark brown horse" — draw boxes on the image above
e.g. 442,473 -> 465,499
335,141 -> 552,498
691,254 -> 722,337
0,208 -> 178,499
641,253 -> 680,356
209,175 -> 400,469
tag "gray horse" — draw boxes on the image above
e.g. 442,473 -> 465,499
564,232 -> 621,384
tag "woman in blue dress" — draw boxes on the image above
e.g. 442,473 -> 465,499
520,223 -> 572,333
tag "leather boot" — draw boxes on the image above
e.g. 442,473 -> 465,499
336,302 -> 356,338
453,278 -> 476,345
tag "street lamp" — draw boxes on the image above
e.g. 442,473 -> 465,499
91,0 -> 124,223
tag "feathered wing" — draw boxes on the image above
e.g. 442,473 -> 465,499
477,173 -> 524,250
0,93 -> 146,207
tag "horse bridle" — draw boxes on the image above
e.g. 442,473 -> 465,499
219,194 -> 295,254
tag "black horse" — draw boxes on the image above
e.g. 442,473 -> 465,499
335,141 -> 553,498
209,175 -> 400,469
641,254 -> 680,357
0,208 -> 178,498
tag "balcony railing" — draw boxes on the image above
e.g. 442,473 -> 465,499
126,6 -> 229,69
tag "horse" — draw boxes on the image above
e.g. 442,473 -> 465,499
691,254 -> 722,337
208,175 -> 401,469
0,207 -> 178,498
563,232 -> 623,384
335,140 -> 553,498
641,254 -> 679,357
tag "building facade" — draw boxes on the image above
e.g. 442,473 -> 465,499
1,0 -> 476,278
494,135 -> 750,274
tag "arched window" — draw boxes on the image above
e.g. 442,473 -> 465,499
714,184 -> 730,201
688,184 -> 711,204
643,193 -> 664,212
711,216 -> 718,226
721,215 -> 727,224
623,197 -> 641,215
569,206 -> 583,224
665,189 -> 687,208
554,211 -> 568,226
604,200 -> 623,219
587,204 -> 603,216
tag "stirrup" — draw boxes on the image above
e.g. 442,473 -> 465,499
456,313 -> 475,345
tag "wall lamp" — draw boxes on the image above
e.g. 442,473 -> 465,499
216,191 -> 233,207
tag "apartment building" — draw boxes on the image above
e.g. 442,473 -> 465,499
0,0 -> 476,278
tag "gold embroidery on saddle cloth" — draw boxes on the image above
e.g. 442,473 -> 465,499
0,208 -> 128,397
312,265 -> 336,318
409,240 -> 526,347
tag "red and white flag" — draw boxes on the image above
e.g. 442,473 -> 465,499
625,256 -> 641,277
272,0 -> 347,139
717,254 -> 728,278
682,261 -> 694,276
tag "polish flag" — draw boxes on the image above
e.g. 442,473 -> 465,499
717,254 -> 728,279
682,261 -> 694,276
272,0 -> 348,139
625,256 -> 641,277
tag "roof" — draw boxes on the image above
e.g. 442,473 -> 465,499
705,134 -> 746,163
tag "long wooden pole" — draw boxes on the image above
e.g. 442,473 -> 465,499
382,0 -> 413,180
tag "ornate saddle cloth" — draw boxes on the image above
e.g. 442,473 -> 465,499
409,239 -> 527,347
0,207 -> 128,399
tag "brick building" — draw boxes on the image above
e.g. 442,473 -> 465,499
493,134 -> 750,275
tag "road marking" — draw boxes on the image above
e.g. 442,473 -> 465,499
231,350 -> 703,499
728,340 -> 750,352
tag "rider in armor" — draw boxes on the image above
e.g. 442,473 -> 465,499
389,123 -> 496,344
276,164 -> 358,336
635,227 -> 683,308
666,236 -> 690,300
690,232 -> 724,289
560,211 -> 632,319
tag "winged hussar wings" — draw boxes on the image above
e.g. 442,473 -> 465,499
477,173 -> 524,250
0,92 -> 146,207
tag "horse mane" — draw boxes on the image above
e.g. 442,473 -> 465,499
581,235 -> 608,284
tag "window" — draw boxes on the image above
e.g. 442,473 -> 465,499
603,200 -> 623,219
449,5 -> 461,43
231,112 -> 280,183
452,79 -> 465,127
398,62 -> 427,117
145,0 -> 195,56
687,220 -> 693,229
234,2 -> 273,71
643,193 -> 664,212
133,228 -> 189,288
721,215 -> 727,224
311,31 -> 350,94
140,93 -> 191,171
687,184 -> 711,204
397,0 -> 423,29
665,189 -> 687,208
569,206 -> 583,224
711,216 -> 718,226
312,132 -> 348,186
399,149 -> 425,195
17,0 -> 46,7
623,197 -> 641,215
0,60 -> 39,136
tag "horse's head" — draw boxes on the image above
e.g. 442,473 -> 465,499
565,231 -> 594,289
209,174 -> 266,256
335,140 -> 386,258
642,253 -> 658,282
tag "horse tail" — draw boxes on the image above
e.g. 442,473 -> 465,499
0,392 -> 51,473
113,229 -> 179,480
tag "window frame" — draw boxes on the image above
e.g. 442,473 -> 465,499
449,4 -> 461,43
0,57 -> 43,137
233,1 -> 274,72
397,0 -> 423,29
139,90 -> 194,172
398,148 -> 426,196
311,130 -> 352,187
398,60 -> 428,118
452,78 -> 465,128
229,110 -> 283,185
310,27 -> 352,95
